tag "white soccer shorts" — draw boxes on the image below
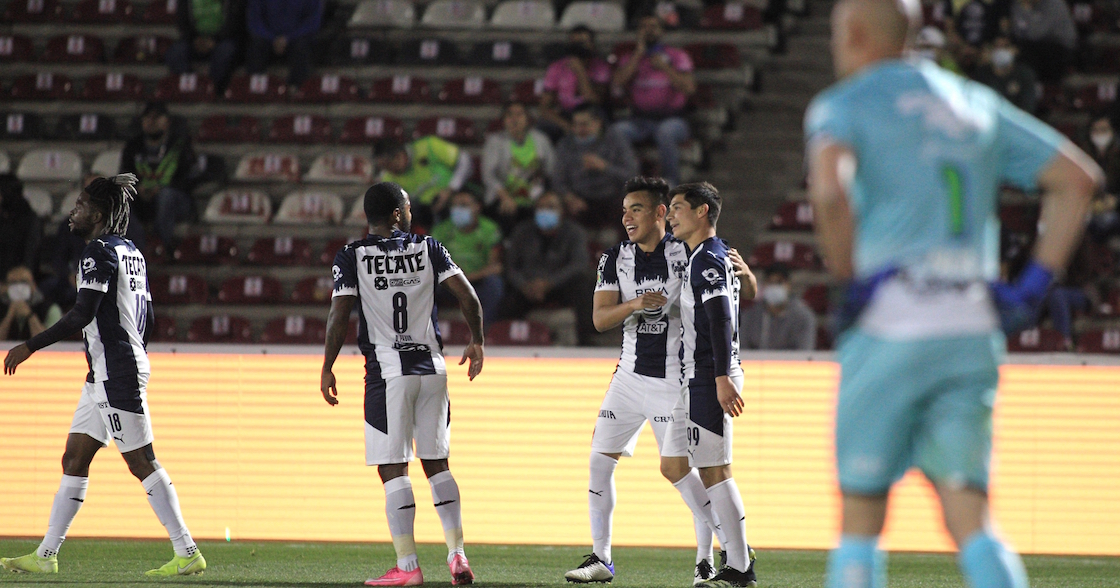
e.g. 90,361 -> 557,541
590,368 -> 689,458
365,374 -> 451,465
683,372 -> 744,469
69,376 -> 154,453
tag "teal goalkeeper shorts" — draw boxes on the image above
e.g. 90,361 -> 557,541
835,328 -> 1005,495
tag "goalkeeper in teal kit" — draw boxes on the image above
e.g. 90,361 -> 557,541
805,0 -> 1101,586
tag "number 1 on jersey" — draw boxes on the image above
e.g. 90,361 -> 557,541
943,164 -> 965,237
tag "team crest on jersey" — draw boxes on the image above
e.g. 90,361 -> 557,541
332,265 -> 342,282
702,268 -> 721,284
81,257 -> 96,276
671,260 -> 687,279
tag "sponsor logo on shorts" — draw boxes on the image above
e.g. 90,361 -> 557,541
653,416 -> 673,423
389,277 -> 422,287
598,410 -> 616,419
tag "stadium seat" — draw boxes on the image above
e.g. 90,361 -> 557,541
1077,329 -> 1120,354
350,0 -> 415,28
437,77 -> 504,105
1069,82 -> 1118,113
4,0 -> 64,22
328,36 -> 393,65
225,74 -> 288,103
346,196 -> 367,226
700,3 -> 763,29
274,190 -> 345,224
397,38 -> 459,66
0,35 -> 34,62
769,201 -> 814,231
748,241 -> 819,270
466,40 -> 532,67
267,114 -> 332,144
485,319 -> 552,345
340,116 -> 405,144
203,188 -> 273,224
10,73 -> 75,100
1,112 -> 44,140
141,0 -> 177,23
511,78 -> 545,104
70,0 -> 134,22
998,203 -> 1039,235
303,152 -> 375,184
558,1 -> 626,32
1006,327 -> 1066,352
198,114 -> 261,143
685,42 -> 742,69
54,113 -> 117,141
81,72 -> 146,101
90,149 -> 121,177
172,234 -> 239,263
0,151 -> 8,174
414,116 -> 478,144
54,189 -> 79,221
152,315 -> 177,342
23,187 -> 53,218
490,0 -> 555,29
233,152 -> 300,182
291,275 -> 336,305
112,35 -> 172,64
1084,46 -> 1120,74
187,314 -> 253,343
420,0 -> 486,28
217,275 -> 283,304
246,237 -> 315,265
43,34 -> 105,63
801,284 -> 829,315
148,273 -> 208,304
16,149 -> 82,181
260,315 -> 326,344
815,325 -> 832,351
293,74 -> 360,103
437,318 -> 473,345
153,73 -> 214,102
320,237 -> 362,264
368,75 -> 432,103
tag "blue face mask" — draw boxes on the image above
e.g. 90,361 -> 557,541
535,209 -> 561,231
573,134 -> 597,146
450,206 -> 474,228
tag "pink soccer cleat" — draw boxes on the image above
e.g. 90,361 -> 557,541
449,553 -> 474,585
365,566 -> 424,586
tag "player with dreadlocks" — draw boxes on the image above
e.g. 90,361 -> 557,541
2,174 -> 206,577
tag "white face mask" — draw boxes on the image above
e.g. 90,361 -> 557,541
762,284 -> 789,307
7,283 -> 31,303
991,48 -> 1015,69
1092,131 -> 1114,151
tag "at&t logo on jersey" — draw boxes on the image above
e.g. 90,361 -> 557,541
637,321 -> 667,335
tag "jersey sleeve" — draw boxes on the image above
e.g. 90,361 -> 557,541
690,249 -> 729,304
427,237 -> 464,283
804,90 -> 857,150
995,98 -> 1064,192
77,239 -> 118,293
332,246 -> 359,298
595,245 -> 621,292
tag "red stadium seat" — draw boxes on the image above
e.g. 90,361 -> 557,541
303,153 -> 374,184
81,72 -> 146,101
801,284 -> 829,315
54,113 -> 117,141
202,188 -> 273,223
148,273 -> 208,304
397,38 -> 459,65
43,34 -> 105,63
320,236 -> 363,264
10,73 -> 75,100
112,35 -> 173,64
511,78 -> 545,105
152,315 -> 177,342
70,0 -> 134,22
369,76 -> 431,103
225,74 -> 288,103
769,201 -> 814,231
260,316 -> 326,344
233,152 -> 300,182
748,241 -> 819,270
486,117 -> 504,134
1077,329 -> 1120,354
291,275 -> 336,305
172,234 -> 239,264
268,114 -> 332,144
1006,327 -> 1066,352
141,0 -> 177,23
485,320 -> 552,345
217,275 -> 283,304
414,116 -> 478,144
437,319 -> 473,345
0,35 -> 34,62
198,115 -> 261,143
340,116 -> 405,144
700,3 -> 763,29
1,112 -> 44,140
4,0 -> 64,21
246,237 -> 314,266
293,74 -> 361,103
998,203 -> 1039,235
153,73 -> 214,102
1069,82 -> 1118,113
187,314 -> 253,343
815,325 -> 833,351
437,77 -> 504,105
684,43 -> 742,70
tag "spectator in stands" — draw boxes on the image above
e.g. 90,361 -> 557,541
973,35 -> 1039,113
552,104 -> 639,222
431,191 -> 504,326
945,0 -> 1006,49
1009,0 -> 1077,82
1043,239 -> 1100,349
1081,115 -> 1120,240
245,0 -> 322,88
373,136 -> 473,232
740,264 -> 816,351
0,266 -> 60,341
482,101 -> 557,233
0,174 -> 42,279
166,0 -> 246,94
538,25 -> 612,142
610,13 -> 696,186
503,192 -> 595,345
120,102 -> 196,249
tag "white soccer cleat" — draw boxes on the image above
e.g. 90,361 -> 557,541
565,554 -> 614,583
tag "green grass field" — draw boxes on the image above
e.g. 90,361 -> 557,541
1,539 -> 1119,587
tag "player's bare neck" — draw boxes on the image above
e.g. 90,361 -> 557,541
368,224 -> 397,238
636,229 -> 665,253
685,227 -> 716,251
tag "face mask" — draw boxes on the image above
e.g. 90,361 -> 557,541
450,206 -> 474,228
7,283 -> 31,303
573,134 -> 598,146
535,209 -> 561,231
1092,131 -> 1114,151
991,48 -> 1015,69
761,284 -> 789,306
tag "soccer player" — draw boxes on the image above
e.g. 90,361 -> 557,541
321,182 -> 485,587
665,182 -> 757,588
806,0 -> 1101,586
1,174 -> 205,577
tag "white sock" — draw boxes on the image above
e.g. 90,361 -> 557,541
671,470 -> 717,564
428,471 -> 465,562
588,453 -> 618,563
142,469 -> 196,557
707,478 -> 749,572
38,475 -> 88,558
712,510 -> 727,554
384,476 -> 419,572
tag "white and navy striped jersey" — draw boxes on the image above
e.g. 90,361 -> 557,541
595,234 -> 690,379
79,235 -> 152,412
681,237 -> 742,382
332,230 -> 463,378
